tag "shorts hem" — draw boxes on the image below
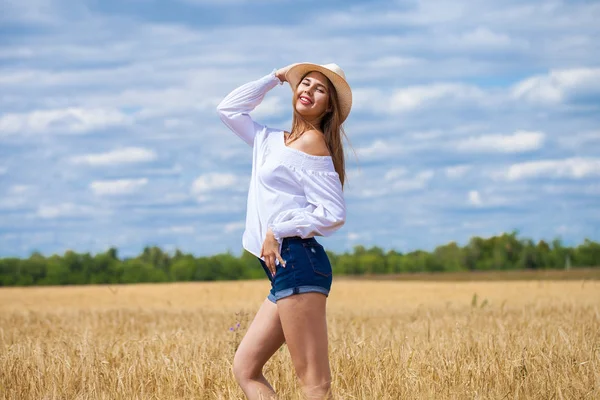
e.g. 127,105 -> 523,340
269,286 -> 330,303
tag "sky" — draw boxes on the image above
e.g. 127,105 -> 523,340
1,0 -> 599,258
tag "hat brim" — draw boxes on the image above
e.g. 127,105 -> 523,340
285,63 -> 352,123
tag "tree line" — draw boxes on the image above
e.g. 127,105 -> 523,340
0,232 -> 598,286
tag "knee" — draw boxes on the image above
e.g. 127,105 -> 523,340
232,351 -> 258,383
232,354 -> 246,383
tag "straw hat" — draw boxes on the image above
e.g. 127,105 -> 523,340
285,63 -> 352,123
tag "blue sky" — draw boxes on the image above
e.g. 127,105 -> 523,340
1,0 -> 599,258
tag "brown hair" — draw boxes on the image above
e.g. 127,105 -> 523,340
287,73 -> 348,188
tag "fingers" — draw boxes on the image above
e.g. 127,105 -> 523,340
267,255 -> 276,276
261,238 -> 285,277
276,252 -> 286,268
266,252 -> 285,279
265,253 -> 285,276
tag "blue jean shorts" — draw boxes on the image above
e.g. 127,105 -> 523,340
258,237 -> 333,303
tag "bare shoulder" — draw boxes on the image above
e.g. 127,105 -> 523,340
292,130 -> 330,157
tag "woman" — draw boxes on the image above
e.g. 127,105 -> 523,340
217,62 -> 352,400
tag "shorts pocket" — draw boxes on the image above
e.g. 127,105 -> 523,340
302,242 -> 332,277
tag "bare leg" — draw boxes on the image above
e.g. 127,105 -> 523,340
277,293 -> 332,399
233,299 -> 286,400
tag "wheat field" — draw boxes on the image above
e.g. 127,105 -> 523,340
0,278 -> 598,399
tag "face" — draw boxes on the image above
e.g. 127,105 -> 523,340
294,71 -> 331,121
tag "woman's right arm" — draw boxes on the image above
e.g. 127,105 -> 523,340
216,71 -> 283,146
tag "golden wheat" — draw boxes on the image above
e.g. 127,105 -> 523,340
1,279 -> 598,399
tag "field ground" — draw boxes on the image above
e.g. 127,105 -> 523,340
1,276 -> 599,399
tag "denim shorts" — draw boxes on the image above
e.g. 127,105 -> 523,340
258,237 -> 333,303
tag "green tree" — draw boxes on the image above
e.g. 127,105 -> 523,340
121,259 -> 165,283
433,242 -> 464,272
518,239 -> 539,269
62,250 -> 86,284
140,246 -> 171,277
574,239 -> 600,267
0,258 -> 20,286
19,252 -> 47,285
170,257 -> 196,281
42,255 -> 70,285
385,250 -> 405,273
535,240 -> 552,269
1,234 -> 598,286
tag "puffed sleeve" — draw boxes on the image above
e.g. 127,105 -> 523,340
216,71 -> 283,146
269,170 -> 346,240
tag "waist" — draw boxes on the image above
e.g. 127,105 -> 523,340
282,236 -> 317,245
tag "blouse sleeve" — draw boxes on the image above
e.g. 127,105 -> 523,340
269,170 -> 346,241
216,71 -> 283,146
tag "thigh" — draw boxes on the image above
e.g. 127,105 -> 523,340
235,299 -> 286,371
277,293 -> 330,380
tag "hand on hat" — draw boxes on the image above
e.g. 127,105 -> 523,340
276,63 -> 300,83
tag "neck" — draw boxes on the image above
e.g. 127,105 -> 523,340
294,116 -> 322,134
306,116 -> 323,127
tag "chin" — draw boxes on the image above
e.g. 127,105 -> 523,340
295,107 -> 310,117
295,106 -> 319,120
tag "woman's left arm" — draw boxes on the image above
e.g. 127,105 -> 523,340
269,170 -> 346,242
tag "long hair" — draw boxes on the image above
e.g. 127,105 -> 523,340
287,73 -> 348,188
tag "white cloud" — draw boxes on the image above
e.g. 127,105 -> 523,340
512,68 -> 600,104
0,0 -> 61,24
468,190 -> 483,206
366,56 -> 421,69
541,183 -> 600,196
319,3 -> 462,28
502,158 -> 600,181
0,197 -> 27,210
90,178 -> 149,196
178,0 -> 279,4
224,221 -> 245,233
0,185 -> 36,210
157,225 -> 196,234
456,130 -> 545,153
191,173 -> 243,200
556,130 -> 600,149
0,167 -> 8,175
70,147 -> 157,166
390,83 -> 485,112
460,27 -> 512,47
9,185 -> 32,194
37,203 -> 95,219
351,169 -> 435,199
0,107 -> 130,135
445,165 -> 471,179
351,88 -> 388,114
347,232 -> 361,241
392,170 -> 434,192
251,96 -> 287,119
384,167 -> 408,181
356,139 -> 404,160
352,188 -> 389,199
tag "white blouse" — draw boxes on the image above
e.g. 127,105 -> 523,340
217,71 -> 346,259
